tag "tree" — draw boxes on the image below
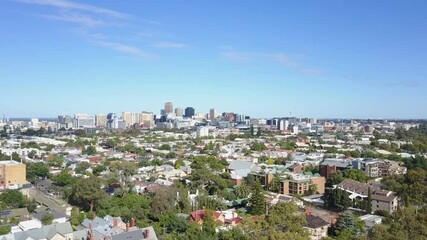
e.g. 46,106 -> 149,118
250,125 -> 255,136
174,159 -> 185,169
257,127 -> 262,137
11,152 -> 21,161
366,187 -> 372,214
75,162 -> 91,174
26,198 -> 38,213
266,202 -> 307,234
159,144 -> 172,151
27,150 -> 37,159
69,177 -> 106,212
269,177 -> 281,193
48,155 -> 64,168
249,181 -> 265,215
0,225 -> 10,235
41,213 -> 53,225
334,212 -> 357,236
217,227 -> 249,240
202,209 -> 217,236
92,165 -> 107,176
233,183 -> 251,198
343,169 -> 367,183
26,162 -> 50,182
51,170 -> 74,186
150,187 -> 177,220
82,145 -> 97,155
0,190 -> 25,208
250,142 -> 267,151
243,202 -> 309,240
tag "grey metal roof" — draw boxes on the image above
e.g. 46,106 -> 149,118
11,222 -> 73,240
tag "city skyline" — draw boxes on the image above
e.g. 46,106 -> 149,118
1,0 -> 426,118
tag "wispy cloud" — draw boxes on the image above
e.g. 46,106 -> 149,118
221,51 -> 254,61
15,0 -> 186,60
151,41 -> 188,49
383,81 -> 419,88
16,0 -> 129,18
41,12 -> 106,27
94,41 -> 157,59
221,50 -> 321,74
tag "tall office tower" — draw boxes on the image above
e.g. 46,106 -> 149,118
122,112 -> 133,127
140,112 -> 154,128
30,118 -> 39,129
284,120 -> 289,130
209,108 -> 217,121
74,114 -> 95,128
107,113 -> 119,129
309,118 -> 317,124
95,114 -> 107,127
184,107 -> 195,118
279,119 -> 289,130
165,102 -> 173,114
132,113 -> 142,125
235,114 -> 246,124
175,107 -> 183,117
58,115 -> 73,128
223,112 -> 235,122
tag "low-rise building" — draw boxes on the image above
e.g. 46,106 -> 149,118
335,179 -> 399,213
0,160 -> 26,189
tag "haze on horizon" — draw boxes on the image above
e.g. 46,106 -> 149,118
0,0 -> 426,119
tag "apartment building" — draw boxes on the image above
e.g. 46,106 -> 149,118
0,160 -> 27,189
250,171 -> 325,196
352,158 -> 407,177
335,179 -> 399,213
280,173 -> 326,195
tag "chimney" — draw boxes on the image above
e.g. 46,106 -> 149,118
93,212 -> 96,220
113,217 -> 118,227
126,223 -> 129,232
305,208 -> 312,216
131,218 -> 136,227
144,229 -> 150,238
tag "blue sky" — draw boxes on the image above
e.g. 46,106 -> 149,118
1,0 -> 426,119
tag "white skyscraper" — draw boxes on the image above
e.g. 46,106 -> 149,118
175,107 -> 183,117
74,114 -> 94,128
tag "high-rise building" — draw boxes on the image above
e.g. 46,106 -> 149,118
209,108 -> 217,121
165,102 -> 173,114
184,107 -> 195,118
58,115 -> 73,129
107,113 -> 119,129
74,114 -> 94,128
122,112 -> 133,127
175,107 -> 183,117
309,118 -> 317,124
235,114 -> 246,124
223,112 -> 235,122
95,114 -> 107,127
279,119 -> 289,131
140,112 -> 154,128
132,113 -> 142,125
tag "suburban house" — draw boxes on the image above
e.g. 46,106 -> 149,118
190,209 -> 243,227
227,160 -> 260,185
304,213 -> 331,240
